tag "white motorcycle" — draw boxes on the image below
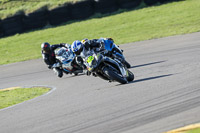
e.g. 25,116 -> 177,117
53,47 -> 83,75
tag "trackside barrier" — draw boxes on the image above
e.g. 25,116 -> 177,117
0,0 -> 180,38
94,0 -> 118,14
71,0 -> 95,20
117,0 -> 142,9
158,0 -> 179,3
48,4 -> 72,26
144,0 -> 158,5
23,9 -> 49,31
1,14 -> 24,36
0,20 -> 4,37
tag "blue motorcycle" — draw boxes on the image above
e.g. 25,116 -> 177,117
97,38 -> 131,68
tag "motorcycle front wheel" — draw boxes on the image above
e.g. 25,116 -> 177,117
124,60 -> 131,68
126,70 -> 134,81
103,67 -> 127,84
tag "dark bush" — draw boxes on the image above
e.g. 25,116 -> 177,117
117,0 -> 142,9
94,0 -> 119,14
48,4 -> 72,25
144,0 -> 158,5
71,0 -> 94,20
1,14 -> 24,36
23,9 -> 48,31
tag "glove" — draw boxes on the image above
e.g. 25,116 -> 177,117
97,42 -> 105,51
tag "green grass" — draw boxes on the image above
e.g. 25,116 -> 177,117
0,0 -> 80,19
0,0 -> 200,65
186,128 -> 200,133
0,87 -> 50,109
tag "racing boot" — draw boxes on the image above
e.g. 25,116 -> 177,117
53,68 -> 63,78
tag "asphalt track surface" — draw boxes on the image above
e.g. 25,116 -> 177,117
0,32 -> 200,133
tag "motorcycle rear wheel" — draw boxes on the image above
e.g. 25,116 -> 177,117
103,67 -> 127,84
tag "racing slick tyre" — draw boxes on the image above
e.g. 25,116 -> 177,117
103,67 -> 127,84
124,60 -> 131,68
126,70 -> 134,82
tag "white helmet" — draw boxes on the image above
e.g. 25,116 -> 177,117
71,40 -> 83,55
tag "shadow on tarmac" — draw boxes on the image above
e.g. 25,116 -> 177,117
115,74 -> 173,86
130,61 -> 167,69
130,74 -> 173,84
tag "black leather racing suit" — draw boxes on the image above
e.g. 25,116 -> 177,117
42,43 -> 68,77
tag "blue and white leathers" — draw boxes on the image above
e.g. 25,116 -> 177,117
97,38 -> 125,61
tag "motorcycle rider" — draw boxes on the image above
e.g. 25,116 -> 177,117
71,38 -> 113,75
41,42 -> 71,78
81,38 -> 131,68
72,38 -> 114,55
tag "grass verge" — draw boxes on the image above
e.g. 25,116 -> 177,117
0,87 -> 50,109
0,0 -> 79,19
0,0 -> 200,65
186,128 -> 200,133
165,123 -> 200,133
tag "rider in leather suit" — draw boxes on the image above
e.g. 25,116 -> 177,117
41,42 -> 70,78
71,38 -> 113,75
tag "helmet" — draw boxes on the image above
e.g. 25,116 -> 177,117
41,42 -> 50,53
81,38 -> 88,44
71,40 -> 83,55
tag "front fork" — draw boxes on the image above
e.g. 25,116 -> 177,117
112,58 -> 128,78
112,51 -> 125,63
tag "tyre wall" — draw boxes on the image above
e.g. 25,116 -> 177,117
23,9 -> 48,31
94,0 -> 118,14
48,4 -> 71,26
71,0 -> 94,20
1,14 -> 24,36
0,0 -> 179,38
0,20 -> 4,37
117,0 -> 142,9
158,0 -> 176,3
143,0 -> 158,5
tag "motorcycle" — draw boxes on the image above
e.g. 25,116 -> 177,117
85,50 -> 134,84
53,47 -> 83,75
97,38 -> 131,68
